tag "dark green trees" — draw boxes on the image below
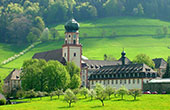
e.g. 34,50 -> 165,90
21,59 -> 70,92
66,62 -> 81,89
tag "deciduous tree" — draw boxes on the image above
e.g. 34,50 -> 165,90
133,54 -> 155,68
64,89 -> 77,107
129,89 -> 142,100
95,84 -> 107,106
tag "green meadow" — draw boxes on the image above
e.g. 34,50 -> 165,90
0,95 -> 170,110
55,17 -> 170,37
1,17 -> 170,79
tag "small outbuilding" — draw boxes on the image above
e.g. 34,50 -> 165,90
143,78 -> 170,93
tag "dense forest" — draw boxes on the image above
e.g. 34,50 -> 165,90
1,0 -> 170,45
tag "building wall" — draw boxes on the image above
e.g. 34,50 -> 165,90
62,46 -> 81,68
89,78 -> 151,90
3,80 -> 21,93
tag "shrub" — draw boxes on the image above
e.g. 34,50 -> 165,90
0,99 -> 6,105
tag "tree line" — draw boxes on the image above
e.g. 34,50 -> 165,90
20,59 -> 81,93
1,0 -> 170,44
1,84 -> 142,107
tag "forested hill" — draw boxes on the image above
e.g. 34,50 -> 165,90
1,0 -> 170,45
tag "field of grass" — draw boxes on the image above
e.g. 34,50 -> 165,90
0,94 -> 170,110
55,17 -> 170,38
1,17 -> 170,79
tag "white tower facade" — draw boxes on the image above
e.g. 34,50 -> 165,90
62,19 -> 82,69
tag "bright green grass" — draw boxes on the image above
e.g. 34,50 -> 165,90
0,43 -> 28,63
0,36 -> 170,73
55,17 -> 170,37
0,95 -> 170,110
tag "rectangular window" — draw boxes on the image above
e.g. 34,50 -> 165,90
133,79 -> 135,84
124,79 -> 126,84
120,80 -> 122,84
64,53 -> 66,57
129,79 -> 131,84
137,79 -> 140,84
116,80 -> 118,84
104,80 -> 105,85
112,80 -> 114,84
92,81 -> 94,85
108,80 -> 109,84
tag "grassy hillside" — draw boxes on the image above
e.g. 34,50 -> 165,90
1,95 -> 170,110
55,17 -> 170,38
1,17 -> 170,79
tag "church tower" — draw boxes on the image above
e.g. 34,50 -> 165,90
62,18 -> 82,70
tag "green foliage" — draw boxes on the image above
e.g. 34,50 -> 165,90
21,59 -> 47,91
117,86 -> 128,100
163,56 -> 170,78
129,89 -> 142,100
80,87 -> 89,99
105,86 -> 116,99
55,89 -> 63,99
16,90 -> 25,99
37,91 -> 44,100
133,54 -> 155,68
137,3 -> 144,16
26,90 -> 37,100
27,32 -> 38,44
49,91 -> 56,100
163,26 -> 168,35
40,28 -> 49,42
34,16 -> 45,32
103,54 -> 117,61
30,27 -> 42,38
0,99 -> 6,105
64,89 -> 77,107
43,60 -> 70,91
72,88 -> 80,96
21,59 -> 70,92
95,84 -> 107,106
88,89 -> 96,100
49,28 -> 60,40
0,78 -> 3,93
66,62 -> 81,89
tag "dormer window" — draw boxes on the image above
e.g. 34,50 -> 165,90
146,68 -> 151,71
